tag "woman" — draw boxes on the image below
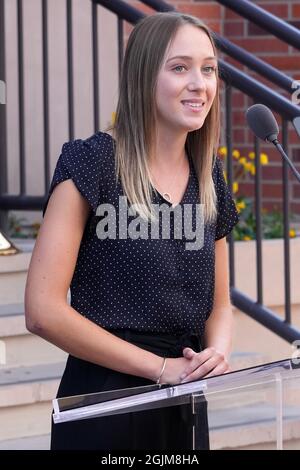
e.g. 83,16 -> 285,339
25,12 -> 239,450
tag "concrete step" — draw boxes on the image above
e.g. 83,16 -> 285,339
229,351 -> 269,371
0,303 -> 67,367
0,239 -> 34,304
210,403 -> 300,450
0,433 -> 50,450
0,361 -> 65,441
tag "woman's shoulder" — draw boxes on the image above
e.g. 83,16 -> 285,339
62,131 -> 114,158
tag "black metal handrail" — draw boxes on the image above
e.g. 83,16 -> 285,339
141,0 -> 298,95
215,0 -> 300,51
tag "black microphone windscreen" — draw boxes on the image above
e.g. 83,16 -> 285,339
246,104 -> 279,142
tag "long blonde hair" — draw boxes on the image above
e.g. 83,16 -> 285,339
106,12 -> 220,223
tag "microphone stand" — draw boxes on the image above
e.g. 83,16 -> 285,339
270,139 -> 300,184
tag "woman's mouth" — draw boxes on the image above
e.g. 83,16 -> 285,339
181,101 -> 205,112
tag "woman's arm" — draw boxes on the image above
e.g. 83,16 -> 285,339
179,236 -> 233,382
202,236 -> 233,360
25,179 -> 189,384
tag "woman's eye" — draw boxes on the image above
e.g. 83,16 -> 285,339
173,65 -> 186,73
203,66 -> 216,74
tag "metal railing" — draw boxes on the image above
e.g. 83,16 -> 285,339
215,0 -> 300,51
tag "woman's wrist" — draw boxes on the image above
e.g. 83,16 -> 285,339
155,357 -> 167,384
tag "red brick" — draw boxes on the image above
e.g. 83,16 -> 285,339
264,56 -> 300,71
234,38 -> 288,54
293,185 -> 300,198
262,166 -> 283,181
263,184 -> 283,198
292,148 -> 300,161
127,1 -> 154,15
232,129 -> 246,143
263,201 -> 283,212
257,3 -> 288,18
248,23 -> 272,37
291,202 -> 300,214
238,182 -> 255,197
224,21 -> 244,37
290,132 -> 300,145
206,21 -> 221,34
224,8 -> 242,21
232,110 -> 248,126
232,91 -> 246,108
176,4 -> 222,20
293,5 -> 300,18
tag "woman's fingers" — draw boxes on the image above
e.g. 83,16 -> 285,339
180,348 -> 217,380
202,362 -> 230,378
180,348 -> 228,383
182,347 -> 196,359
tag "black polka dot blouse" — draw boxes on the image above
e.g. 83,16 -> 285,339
43,132 -> 239,336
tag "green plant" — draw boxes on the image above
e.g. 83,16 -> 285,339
218,147 -> 298,240
8,214 -> 41,239
233,197 -> 297,241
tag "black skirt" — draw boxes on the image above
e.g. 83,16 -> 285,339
51,329 -> 209,450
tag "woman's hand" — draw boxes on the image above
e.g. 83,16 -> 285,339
159,356 -> 195,385
179,347 -> 230,383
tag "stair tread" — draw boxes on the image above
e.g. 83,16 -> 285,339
0,361 -> 65,386
0,433 -> 50,450
210,403 -> 300,430
0,303 -> 24,318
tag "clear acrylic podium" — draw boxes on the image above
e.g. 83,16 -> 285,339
53,359 -> 300,450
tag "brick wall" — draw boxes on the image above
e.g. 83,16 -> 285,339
126,0 -> 300,215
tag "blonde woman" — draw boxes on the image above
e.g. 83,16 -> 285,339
25,12 -> 239,450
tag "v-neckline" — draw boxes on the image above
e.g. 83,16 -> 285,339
152,151 -> 193,208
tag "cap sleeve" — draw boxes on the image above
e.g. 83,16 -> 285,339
213,156 -> 239,241
43,135 -> 107,217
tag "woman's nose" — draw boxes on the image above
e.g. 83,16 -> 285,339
187,72 -> 206,91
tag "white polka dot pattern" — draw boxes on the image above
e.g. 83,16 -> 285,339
43,132 -> 239,335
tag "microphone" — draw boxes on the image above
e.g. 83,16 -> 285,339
246,104 -> 300,183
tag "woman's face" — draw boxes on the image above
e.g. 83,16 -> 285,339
155,24 -> 218,135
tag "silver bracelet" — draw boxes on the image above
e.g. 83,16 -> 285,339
156,357 -> 167,384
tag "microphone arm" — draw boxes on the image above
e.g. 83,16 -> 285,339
271,139 -> 300,184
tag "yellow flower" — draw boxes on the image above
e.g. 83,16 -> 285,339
243,236 -> 252,241
250,164 -> 256,175
244,162 -> 253,172
233,181 -> 239,194
260,153 -> 269,165
219,146 -> 227,157
236,200 -> 246,212
289,229 -> 296,238
248,151 -> 269,165
239,157 -> 247,165
232,149 -> 240,159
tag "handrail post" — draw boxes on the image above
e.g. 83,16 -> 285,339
0,0 -> 8,232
